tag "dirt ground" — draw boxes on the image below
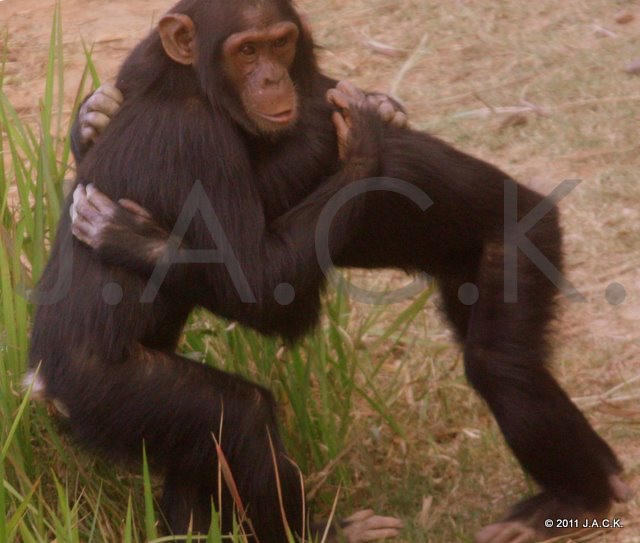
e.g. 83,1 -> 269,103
1,0 -> 639,541
0,0 -> 175,116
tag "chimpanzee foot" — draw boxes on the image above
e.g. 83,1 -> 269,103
609,474 -> 634,503
317,509 -> 403,542
475,522 -> 536,543
341,509 -> 404,542
475,476 -> 632,543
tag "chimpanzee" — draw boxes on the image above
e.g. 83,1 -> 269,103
27,0 -> 630,542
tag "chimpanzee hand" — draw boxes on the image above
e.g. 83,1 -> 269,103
77,81 -> 406,151
327,81 -> 408,158
71,184 -> 170,271
365,93 -> 408,129
313,509 -> 403,543
78,84 -> 123,144
326,81 -> 386,163
340,509 -> 404,542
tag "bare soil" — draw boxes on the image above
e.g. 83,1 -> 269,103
1,0 -> 638,541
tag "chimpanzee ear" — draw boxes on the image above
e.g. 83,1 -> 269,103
158,14 -> 197,66
297,11 -> 314,42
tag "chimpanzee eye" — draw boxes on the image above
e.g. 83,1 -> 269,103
273,37 -> 288,48
240,44 -> 257,56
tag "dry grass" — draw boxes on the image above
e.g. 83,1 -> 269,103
302,1 -> 640,540
1,0 -> 639,541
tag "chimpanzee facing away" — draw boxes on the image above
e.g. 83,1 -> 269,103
27,0 -> 630,542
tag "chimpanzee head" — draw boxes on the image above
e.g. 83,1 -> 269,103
157,0 -> 317,136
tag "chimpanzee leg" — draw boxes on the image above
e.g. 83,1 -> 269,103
160,470 -> 216,533
53,348 -> 303,540
436,266 -> 479,342
436,207 -> 624,538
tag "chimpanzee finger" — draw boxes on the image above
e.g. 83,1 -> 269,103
80,125 -> 98,144
510,533 -> 536,543
391,111 -> 409,128
327,90 -> 355,132
73,185 -> 99,217
332,111 -> 350,161
71,211 -> 92,234
95,84 -> 124,107
491,525 -> 530,543
347,527 -> 402,542
119,199 -> 153,220
71,218 -> 95,247
335,80 -> 366,103
102,84 -> 124,103
86,90 -> 122,118
475,522 -> 534,543
343,510 -> 375,523
365,94 -> 385,109
83,111 -> 113,135
362,515 -> 404,529
332,111 -> 350,136
73,206 -> 105,249
73,187 -> 107,232
341,510 -> 404,542
378,101 -> 396,123
610,475 -> 633,503
342,515 -> 403,542
73,202 -> 99,227
86,184 -> 118,215
326,88 -> 352,112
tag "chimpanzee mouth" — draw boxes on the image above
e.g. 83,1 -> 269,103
257,109 -> 296,124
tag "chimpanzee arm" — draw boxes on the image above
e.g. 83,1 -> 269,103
70,81 -> 405,165
72,103 -> 382,340
70,186 -> 173,277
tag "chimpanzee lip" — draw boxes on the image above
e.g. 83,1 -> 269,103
256,109 -> 295,124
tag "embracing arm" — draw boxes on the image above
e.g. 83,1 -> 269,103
72,93 -> 382,340
71,80 -> 406,164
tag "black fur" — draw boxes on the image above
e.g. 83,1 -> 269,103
33,0 -> 622,538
